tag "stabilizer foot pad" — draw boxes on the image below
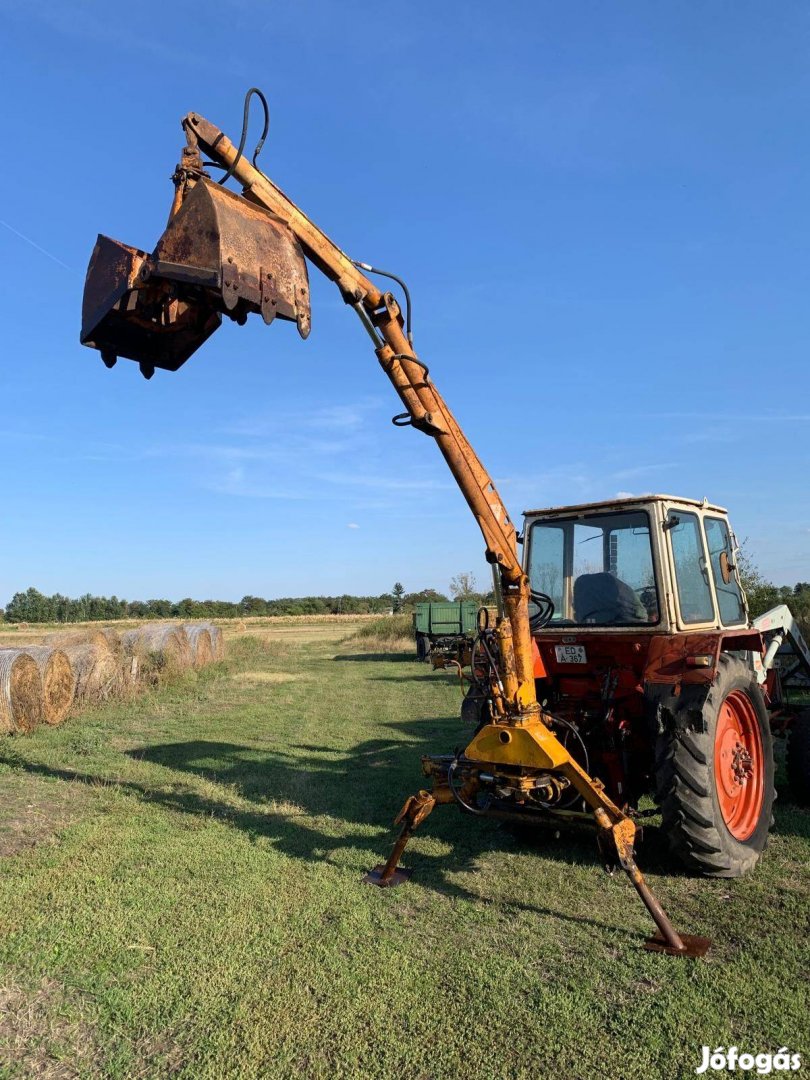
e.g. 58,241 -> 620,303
362,865 -> 413,888
643,933 -> 711,958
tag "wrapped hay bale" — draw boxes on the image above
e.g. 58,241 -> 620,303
19,646 -> 75,725
61,642 -> 122,704
98,627 -> 123,659
44,629 -> 110,651
202,623 -> 225,661
44,627 -> 130,688
122,625 -> 193,679
184,625 -> 214,668
0,649 -> 44,734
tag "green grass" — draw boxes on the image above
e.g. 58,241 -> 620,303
0,629 -> 808,1079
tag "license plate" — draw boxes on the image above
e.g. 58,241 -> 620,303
555,644 -> 587,664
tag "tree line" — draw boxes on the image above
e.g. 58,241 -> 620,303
7,563 -> 800,627
0,585 -> 453,624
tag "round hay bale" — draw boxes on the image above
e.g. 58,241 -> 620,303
98,627 -> 123,659
202,623 -> 225,660
44,629 -> 110,651
122,625 -> 193,675
19,646 -> 75,725
0,649 -> 44,734
184,626 -> 214,668
61,643 -> 122,703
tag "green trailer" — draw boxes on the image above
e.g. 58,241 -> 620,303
413,601 -> 479,662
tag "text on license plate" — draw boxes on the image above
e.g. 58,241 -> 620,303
554,644 -> 587,664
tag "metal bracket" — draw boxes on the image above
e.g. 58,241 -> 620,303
391,411 -> 445,437
260,268 -> 278,325
222,256 -> 240,310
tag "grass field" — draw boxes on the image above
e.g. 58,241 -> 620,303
0,620 -> 808,1079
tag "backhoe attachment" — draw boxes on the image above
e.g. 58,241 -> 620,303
79,91 -> 710,958
81,176 -> 310,377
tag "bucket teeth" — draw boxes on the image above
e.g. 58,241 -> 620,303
80,178 -> 311,373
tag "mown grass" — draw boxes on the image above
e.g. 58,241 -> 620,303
0,626 -> 807,1079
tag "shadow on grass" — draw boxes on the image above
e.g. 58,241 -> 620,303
0,729 -> 657,939
3,751 -> 630,937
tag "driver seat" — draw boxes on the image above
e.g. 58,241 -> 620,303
574,572 -> 646,624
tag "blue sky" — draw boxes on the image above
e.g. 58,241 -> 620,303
0,0 -> 808,603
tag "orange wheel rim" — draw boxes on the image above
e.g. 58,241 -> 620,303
714,690 -> 764,841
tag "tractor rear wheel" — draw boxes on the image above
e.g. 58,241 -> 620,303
786,710 -> 810,806
656,655 -> 775,878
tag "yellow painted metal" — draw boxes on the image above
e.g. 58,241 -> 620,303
495,619 -> 520,704
465,721 -> 571,770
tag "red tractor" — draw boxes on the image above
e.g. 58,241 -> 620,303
511,493 -> 809,876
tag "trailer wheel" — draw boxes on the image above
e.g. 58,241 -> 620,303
656,655 -> 775,878
786,710 -> 810,807
415,633 -> 430,662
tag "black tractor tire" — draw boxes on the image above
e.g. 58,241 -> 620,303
415,633 -> 430,662
786,710 -> 810,807
655,655 -> 775,878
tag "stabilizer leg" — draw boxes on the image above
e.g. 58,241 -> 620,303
593,809 -> 711,958
363,790 -> 436,888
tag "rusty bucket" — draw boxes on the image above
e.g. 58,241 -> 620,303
80,178 -> 311,377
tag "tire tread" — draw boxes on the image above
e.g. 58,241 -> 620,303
656,655 -> 774,878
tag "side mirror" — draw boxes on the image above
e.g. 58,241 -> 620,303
719,550 -> 735,584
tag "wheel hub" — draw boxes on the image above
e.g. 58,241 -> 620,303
731,744 -> 754,783
713,690 -> 764,841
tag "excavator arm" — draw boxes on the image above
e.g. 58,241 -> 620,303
80,98 -> 708,956
182,111 -> 534,671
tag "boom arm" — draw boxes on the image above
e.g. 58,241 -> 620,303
182,112 -> 539,699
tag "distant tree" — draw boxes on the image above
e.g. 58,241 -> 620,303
448,572 -> 483,603
736,545 -> 781,619
403,588 -> 449,608
146,598 -> 172,618
392,583 -> 405,613
5,587 -> 52,623
240,595 -> 268,616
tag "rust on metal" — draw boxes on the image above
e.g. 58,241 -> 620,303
363,790 -> 437,888
81,178 -> 310,374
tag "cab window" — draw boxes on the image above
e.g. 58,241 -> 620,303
528,524 -> 565,616
668,511 -> 715,624
528,511 -> 659,627
704,517 -> 745,625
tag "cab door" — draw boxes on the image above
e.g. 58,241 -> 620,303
663,506 -> 719,631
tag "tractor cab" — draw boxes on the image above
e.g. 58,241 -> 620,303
523,494 -> 748,636
519,496 -> 788,878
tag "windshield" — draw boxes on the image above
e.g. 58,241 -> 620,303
527,510 -> 659,627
